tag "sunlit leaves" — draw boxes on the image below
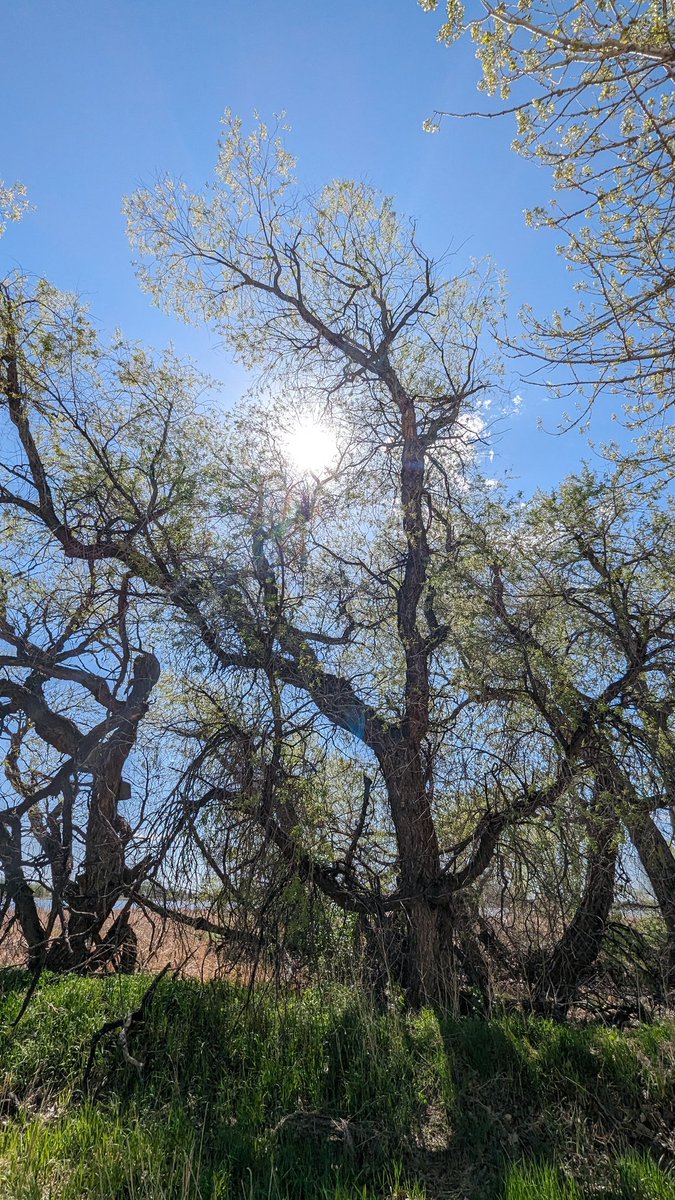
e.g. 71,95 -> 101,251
0,181 -> 30,237
421,0 -> 675,429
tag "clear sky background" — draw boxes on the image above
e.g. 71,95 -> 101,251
0,0 -> 616,492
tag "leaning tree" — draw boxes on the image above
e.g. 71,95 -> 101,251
0,277 -> 200,970
449,464 -> 675,1008
0,502 -> 161,971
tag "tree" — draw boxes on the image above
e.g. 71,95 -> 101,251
538,470 -> 675,990
0,277 -> 201,970
1,114 -> 545,1004
452,464 -> 675,1005
420,0 -> 675,422
0,511 -> 161,971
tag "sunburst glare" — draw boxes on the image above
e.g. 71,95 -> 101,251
283,417 -> 338,476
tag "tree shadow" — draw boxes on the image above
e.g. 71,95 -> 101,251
0,971 -> 671,1200
407,1013 -> 674,1200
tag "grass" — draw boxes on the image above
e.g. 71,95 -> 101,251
503,1154 -> 675,1200
0,969 -> 672,1199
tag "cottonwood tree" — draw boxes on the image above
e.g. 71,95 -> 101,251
533,470 -> 675,991
451,466 -> 675,1007
420,0 -> 675,422
125,113 -> 594,1004
0,277 -> 205,969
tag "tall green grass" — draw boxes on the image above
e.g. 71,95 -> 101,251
503,1154 -> 675,1200
0,969 -> 672,1199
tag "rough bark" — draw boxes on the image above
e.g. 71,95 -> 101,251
531,806 -> 618,1018
625,809 -> 675,993
0,818 -> 45,964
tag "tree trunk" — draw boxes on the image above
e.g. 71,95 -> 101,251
384,754 -> 444,1004
64,652 -> 158,967
531,809 -> 618,1018
0,819 -> 45,965
625,809 -> 675,993
64,751 -> 138,965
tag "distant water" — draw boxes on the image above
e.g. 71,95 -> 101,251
34,897 -> 125,912
32,897 -> 201,913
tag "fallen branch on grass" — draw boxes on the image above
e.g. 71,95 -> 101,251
81,963 -> 171,1096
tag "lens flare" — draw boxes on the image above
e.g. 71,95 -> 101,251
284,418 -> 338,475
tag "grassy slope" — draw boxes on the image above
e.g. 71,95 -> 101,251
0,969 -> 672,1200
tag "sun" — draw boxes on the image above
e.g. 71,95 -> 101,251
283,418 -> 338,476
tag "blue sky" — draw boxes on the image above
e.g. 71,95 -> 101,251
0,0 -> 613,491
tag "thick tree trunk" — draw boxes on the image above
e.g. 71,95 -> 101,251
402,897 -> 443,1004
53,653 -> 158,970
64,774 -> 130,967
625,809 -> 675,993
384,754 -> 445,1004
531,809 -> 618,1018
0,819 -> 45,964
64,654 -> 159,967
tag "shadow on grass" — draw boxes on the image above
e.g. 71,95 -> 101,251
0,969 -> 672,1199
407,1014 -> 675,1200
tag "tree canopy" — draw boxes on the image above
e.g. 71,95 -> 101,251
421,0 -> 675,427
0,113 -> 674,1015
